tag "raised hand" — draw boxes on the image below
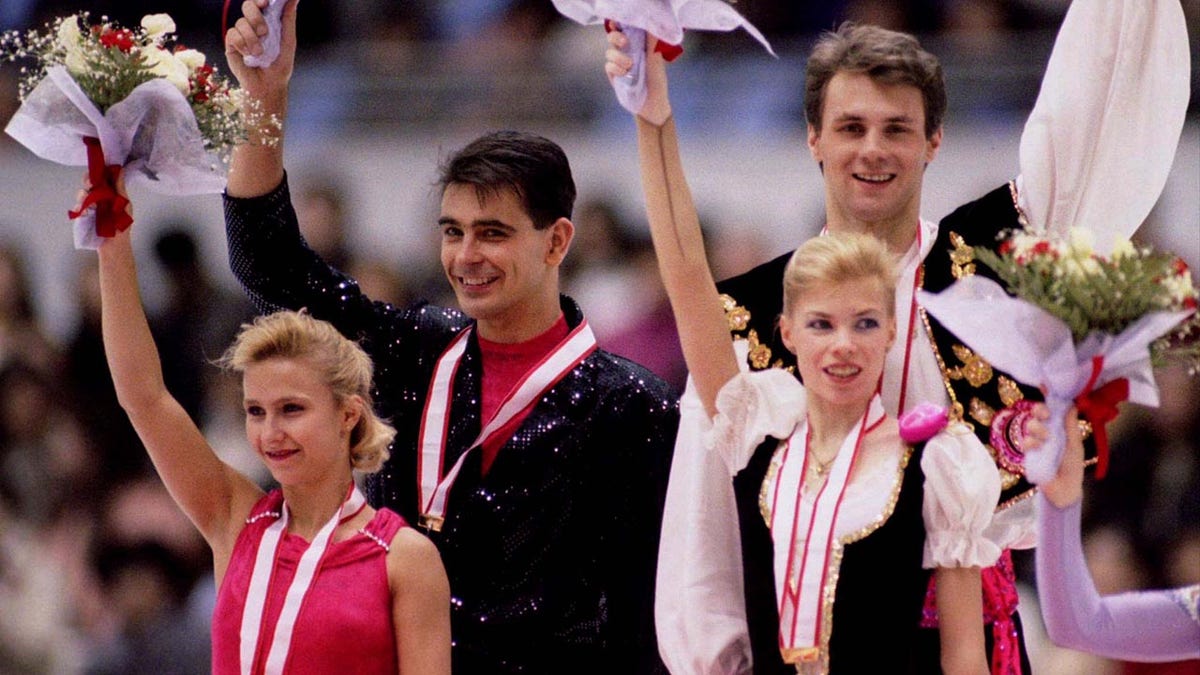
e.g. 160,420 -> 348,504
605,26 -> 671,126
1039,404 -> 1086,508
224,0 -> 298,110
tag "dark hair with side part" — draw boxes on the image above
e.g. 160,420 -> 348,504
437,131 -> 577,230
805,22 -> 947,138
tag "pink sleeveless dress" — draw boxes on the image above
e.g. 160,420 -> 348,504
212,490 -> 406,674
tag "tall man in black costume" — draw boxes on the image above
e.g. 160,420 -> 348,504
651,1 -> 1191,673
221,2 -> 678,673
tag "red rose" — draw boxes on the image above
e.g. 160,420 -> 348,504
998,240 -> 1014,255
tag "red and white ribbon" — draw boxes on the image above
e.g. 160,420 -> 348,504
416,321 -> 597,530
771,395 -> 886,661
239,484 -> 367,674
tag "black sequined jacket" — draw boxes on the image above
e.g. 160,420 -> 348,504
224,178 -> 679,674
716,182 -> 1045,515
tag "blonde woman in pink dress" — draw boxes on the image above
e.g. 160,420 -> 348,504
90,175 -> 451,674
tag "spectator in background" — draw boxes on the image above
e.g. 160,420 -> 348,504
63,256 -> 148,484
150,226 -> 255,423
0,242 -> 59,375
294,176 -> 355,272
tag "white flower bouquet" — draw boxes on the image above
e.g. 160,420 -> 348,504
919,227 -> 1198,484
1,12 -> 276,248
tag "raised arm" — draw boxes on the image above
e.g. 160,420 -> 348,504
1018,0 -> 1189,246
1035,414 -> 1200,662
608,29 -> 739,416
96,196 -> 262,561
224,0 -> 298,198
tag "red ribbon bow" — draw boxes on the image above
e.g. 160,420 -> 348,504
1073,355 -> 1129,480
67,137 -> 132,238
603,20 -> 684,61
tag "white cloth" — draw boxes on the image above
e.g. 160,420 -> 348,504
653,2 -> 1190,672
551,0 -> 773,115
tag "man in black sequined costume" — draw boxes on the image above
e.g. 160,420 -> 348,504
654,4 -> 1190,673
222,3 -> 677,673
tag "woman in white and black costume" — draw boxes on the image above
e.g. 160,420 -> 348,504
607,30 -> 1010,674
87,172 -> 451,674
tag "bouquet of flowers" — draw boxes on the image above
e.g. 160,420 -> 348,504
919,227 -> 1198,484
1,12 -> 276,248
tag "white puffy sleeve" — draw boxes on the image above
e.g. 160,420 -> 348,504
654,378 -> 753,675
921,422 -> 1003,569
706,369 -> 806,475
1017,0 -> 1189,252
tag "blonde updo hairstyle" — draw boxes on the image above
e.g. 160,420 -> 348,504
782,232 -> 899,318
217,310 -> 395,473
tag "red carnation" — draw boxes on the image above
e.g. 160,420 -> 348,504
99,28 -> 136,53
998,239 -> 1014,255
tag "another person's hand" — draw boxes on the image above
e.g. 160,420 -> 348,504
1040,404 -> 1085,508
224,0 -> 297,110
605,27 -> 671,126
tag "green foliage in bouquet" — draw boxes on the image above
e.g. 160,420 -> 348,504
975,228 -> 1200,373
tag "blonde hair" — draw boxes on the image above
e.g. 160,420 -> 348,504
217,310 -> 395,473
782,233 -> 898,316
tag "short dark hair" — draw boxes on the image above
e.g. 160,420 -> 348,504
437,131 -> 577,229
805,22 -> 946,138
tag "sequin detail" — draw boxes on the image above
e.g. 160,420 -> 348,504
358,527 -> 391,552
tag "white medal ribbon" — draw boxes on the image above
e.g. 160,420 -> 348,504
417,321 -> 597,529
771,395 -> 886,659
239,485 -> 367,674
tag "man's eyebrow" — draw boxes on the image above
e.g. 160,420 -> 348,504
437,217 -> 515,230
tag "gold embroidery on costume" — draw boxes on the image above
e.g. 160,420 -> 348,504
760,438 -> 789,524
997,376 -> 1024,407
969,397 -> 996,427
721,293 -> 751,332
948,344 -> 994,388
949,232 -> 977,279
748,330 -> 773,370
1008,180 -> 1030,228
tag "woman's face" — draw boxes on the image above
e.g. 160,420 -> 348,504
780,276 -> 896,410
241,356 -> 359,487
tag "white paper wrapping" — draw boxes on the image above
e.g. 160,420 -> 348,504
5,65 -> 227,249
243,0 -> 285,69
918,276 -> 1192,484
551,0 -> 774,115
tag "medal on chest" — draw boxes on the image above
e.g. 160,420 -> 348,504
416,321 -> 597,531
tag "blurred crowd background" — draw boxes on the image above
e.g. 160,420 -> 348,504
0,1 -> 1198,673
